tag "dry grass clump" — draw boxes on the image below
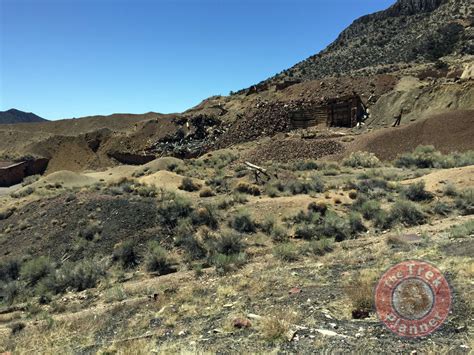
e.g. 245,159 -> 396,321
343,151 -> 381,168
179,177 -> 201,192
234,181 -> 261,196
344,270 -> 378,318
259,309 -> 298,342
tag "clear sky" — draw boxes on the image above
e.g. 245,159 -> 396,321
0,0 -> 394,120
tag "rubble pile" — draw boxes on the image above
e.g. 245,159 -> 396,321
147,114 -> 227,158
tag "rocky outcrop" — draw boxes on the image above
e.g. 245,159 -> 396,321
0,158 -> 49,187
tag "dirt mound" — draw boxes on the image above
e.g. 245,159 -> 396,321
349,110 -> 474,160
138,170 -> 203,191
401,165 -> 474,192
244,137 -> 344,163
139,157 -> 184,173
32,170 -> 99,189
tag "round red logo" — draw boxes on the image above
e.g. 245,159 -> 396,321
375,260 -> 451,338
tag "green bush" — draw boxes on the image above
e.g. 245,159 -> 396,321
273,243 -> 299,262
294,160 -> 319,171
179,177 -> 201,192
38,259 -> 105,294
287,175 -> 325,195
358,200 -> 382,220
390,200 -> 426,226
191,205 -> 219,229
433,201 -> 451,216
343,152 -> 381,168
211,252 -> 247,274
348,212 -> 367,234
113,240 -> 138,268
213,232 -> 245,256
1,281 -> 20,304
449,220 -> 474,238
230,212 -> 256,233
302,238 -> 334,256
173,224 -> 207,260
157,195 -> 193,228
79,222 -> 102,241
0,258 -> 20,282
403,181 -> 433,202
317,213 -> 350,242
20,257 -> 54,285
455,189 -> 474,215
395,146 -> 474,169
144,242 -> 175,274
234,181 -> 261,196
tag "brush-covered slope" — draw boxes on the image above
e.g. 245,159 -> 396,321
264,0 -> 473,84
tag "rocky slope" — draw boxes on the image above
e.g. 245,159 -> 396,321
260,0 -> 473,85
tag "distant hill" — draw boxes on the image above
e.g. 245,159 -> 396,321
0,109 -> 47,124
260,0 -> 472,85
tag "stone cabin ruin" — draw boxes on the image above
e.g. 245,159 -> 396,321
290,95 -> 366,129
0,158 -> 49,187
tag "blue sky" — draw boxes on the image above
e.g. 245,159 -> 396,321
0,0 -> 394,120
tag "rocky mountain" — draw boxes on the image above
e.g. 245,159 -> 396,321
0,109 -> 47,124
263,0 -> 473,84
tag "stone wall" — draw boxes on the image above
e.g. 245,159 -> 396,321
0,158 -> 49,187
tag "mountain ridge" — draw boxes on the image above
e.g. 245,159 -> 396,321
0,108 -> 47,124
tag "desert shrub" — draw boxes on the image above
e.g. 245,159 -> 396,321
208,152 -> 238,169
302,238 -> 334,256
433,201 -> 451,216
199,187 -> 215,197
0,258 -> 21,282
212,232 -> 244,256
79,222 -> 102,241
265,185 -> 280,198
260,311 -> 296,342
144,242 -> 175,274
216,197 -> 234,210
345,272 -> 376,317
395,146 -> 474,169
455,189 -> 474,215
443,183 -> 458,197
22,175 -> 40,186
294,223 -> 319,240
232,192 -> 248,204
0,208 -> 14,220
113,240 -> 139,268
211,252 -> 247,274
307,201 -> 327,216
261,216 -> 276,234
1,281 -> 20,304
317,213 -> 350,242
358,200 -> 382,220
191,205 -> 219,229
273,243 -> 299,262
390,200 -> 426,226
403,181 -> 433,202
38,259 -> 105,294
287,175 -> 324,195
174,225 -> 207,260
348,212 -> 367,234
353,177 -> 389,194
294,160 -> 319,171
11,186 -> 34,198
179,177 -> 201,192
449,220 -> 474,238
157,195 -> 193,228
20,257 -> 54,285
343,152 -> 381,168
135,184 -> 157,197
230,212 -> 256,233
373,209 -> 393,230
206,174 -> 229,193
271,225 -> 289,243
234,182 -> 260,196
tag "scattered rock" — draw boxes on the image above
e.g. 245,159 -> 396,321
233,318 -> 252,329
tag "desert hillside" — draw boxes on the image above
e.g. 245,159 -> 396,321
0,0 -> 473,353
